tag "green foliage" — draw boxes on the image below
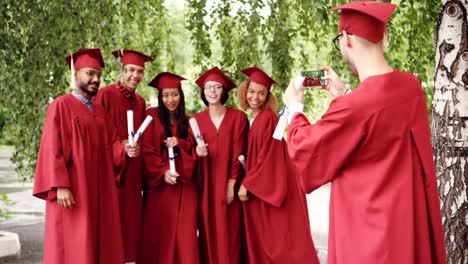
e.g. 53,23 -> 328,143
0,194 -> 15,221
265,0 -> 294,90
186,0 -> 212,70
387,0 -> 441,103
186,0 -> 440,120
0,0 -> 441,181
0,107 -> 14,145
0,0 -> 171,181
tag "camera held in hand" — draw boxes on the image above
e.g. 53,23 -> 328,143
301,70 -> 326,87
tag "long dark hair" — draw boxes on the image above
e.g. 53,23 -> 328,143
157,88 -> 189,140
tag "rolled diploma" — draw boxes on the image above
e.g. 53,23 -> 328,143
127,110 -> 134,145
238,155 -> 246,169
272,107 -> 289,140
168,146 -> 177,174
133,115 -> 153,143
189,117 -> 205,146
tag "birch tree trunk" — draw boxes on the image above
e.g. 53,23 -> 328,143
432,1 -> 468,263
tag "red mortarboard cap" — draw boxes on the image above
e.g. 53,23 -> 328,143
148,72 -> 186,91
195,67 -> 237,91
330,1 -> 397,43
112,49 -> 153,68
66,48 -> 105,70
241,66 -> 277,90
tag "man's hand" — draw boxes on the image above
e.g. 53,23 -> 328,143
164,170 -> 180,185
196,143 -> 208,157
226,181 -> 235,205
123,139 -> 140,158
320,66 -> 347,97
57,187 -> 75,209
283,79 -> 305,108
238,184 -> 250,202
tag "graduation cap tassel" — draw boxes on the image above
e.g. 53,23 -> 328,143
70,53 -> 75,90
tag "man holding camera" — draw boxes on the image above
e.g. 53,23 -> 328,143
283,2 -> 446,264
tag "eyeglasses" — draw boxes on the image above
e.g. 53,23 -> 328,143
332,32 -> 353,51
204,84 -> 223,91
79,69 -> 102,79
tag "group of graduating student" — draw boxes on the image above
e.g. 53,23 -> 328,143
33,1 -> 448,264
33,45 -> 319,263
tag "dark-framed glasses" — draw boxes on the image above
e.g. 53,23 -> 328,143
205,84 -> 223,91
332,32 -> 353,51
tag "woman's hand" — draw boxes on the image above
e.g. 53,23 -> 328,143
196,143 -> 208,157
164,170 -> 180,185
238,184 -> 250,202
164,137 -> 179,148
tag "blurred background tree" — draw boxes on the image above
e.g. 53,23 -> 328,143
0,0 -> 441,181
431,1 -> 468,263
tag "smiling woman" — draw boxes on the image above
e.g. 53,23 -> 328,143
236,66 -> 320,264
237,67 -> 278,115
237,80 -> 278,113
193,66 -> 248,264
161,88 -> 181,112
140,71 -> 198,264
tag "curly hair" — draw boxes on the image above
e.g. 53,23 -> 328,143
237,80 -> 278,112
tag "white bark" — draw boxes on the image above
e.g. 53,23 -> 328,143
432,1 -> 468,263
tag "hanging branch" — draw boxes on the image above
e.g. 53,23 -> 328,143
213,0 -> 236,77
186,0 -> 212,71
264,0 -> 294,90
232,0 -> 264,81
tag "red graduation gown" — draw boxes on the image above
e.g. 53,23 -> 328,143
242,109 -> 319,264
287,71 -> 446,264
139,108 -> 199,264
194,107 -> 248,264
33,94 -> 125,264
93,83 -> 146,262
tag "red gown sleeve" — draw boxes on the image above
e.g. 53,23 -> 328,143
410,95 -> 446,264
242,111 -> 288,207
93,88 -> 107,111
33,100 -> 72,201
111,126 -> 127,186
174,128 -> 196,183
286,98 -> 365,193
93,88 -> 127,186
229,112 -> 248,181
192,115 -> 206,192
142,112 -> 168,188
